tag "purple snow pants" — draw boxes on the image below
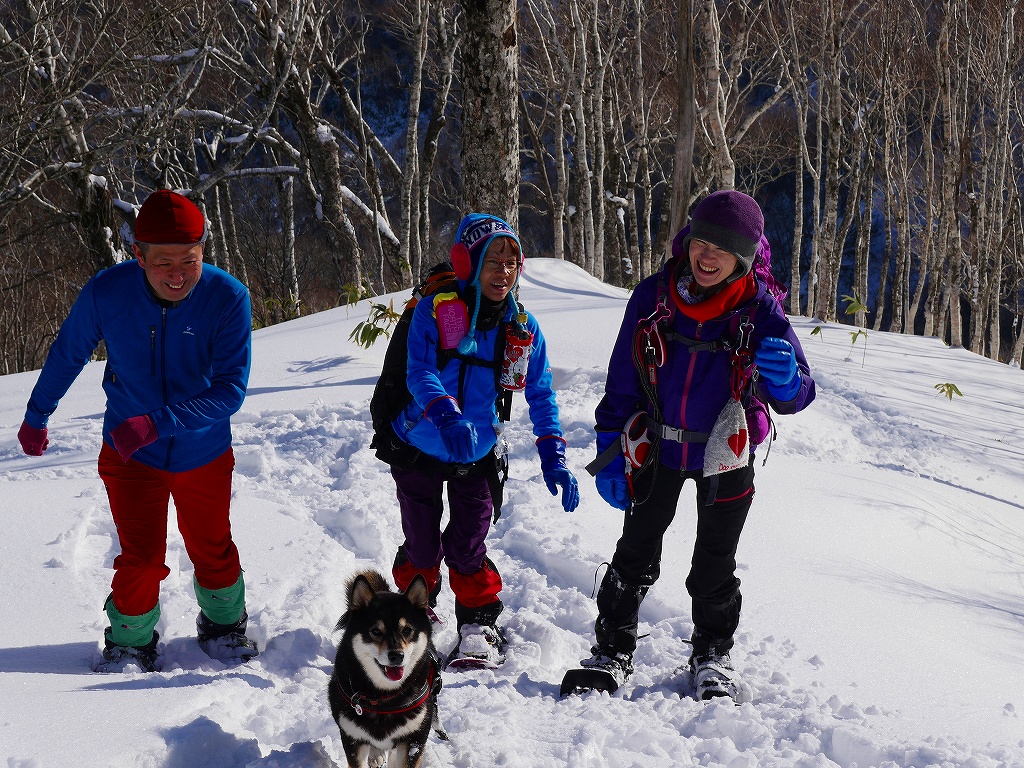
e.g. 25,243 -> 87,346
390,464 -> 497,602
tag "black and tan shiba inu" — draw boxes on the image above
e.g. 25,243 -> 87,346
329,571 -> 442,768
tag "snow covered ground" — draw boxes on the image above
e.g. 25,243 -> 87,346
1,258 -> 1022,767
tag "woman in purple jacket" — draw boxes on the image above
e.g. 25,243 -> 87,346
571,190 -> 815,700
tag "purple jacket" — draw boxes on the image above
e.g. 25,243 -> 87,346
595,258 -> 815,472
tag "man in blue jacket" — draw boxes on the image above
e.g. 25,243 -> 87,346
17,190 -> 256,672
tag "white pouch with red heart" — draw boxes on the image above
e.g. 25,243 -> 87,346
703,397 -> 749,476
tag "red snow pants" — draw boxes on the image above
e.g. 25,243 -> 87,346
98,442 -> 241,617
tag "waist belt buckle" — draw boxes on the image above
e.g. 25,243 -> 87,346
662,425 -> 686,443
453,464 -> 470,477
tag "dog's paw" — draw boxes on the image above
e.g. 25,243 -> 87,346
368,746 -> 387,768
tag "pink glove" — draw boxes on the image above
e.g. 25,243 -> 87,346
18,421 -> 49,456
110,415 -> 158,462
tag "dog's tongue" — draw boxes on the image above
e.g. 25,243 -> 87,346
383,665 -> 404,681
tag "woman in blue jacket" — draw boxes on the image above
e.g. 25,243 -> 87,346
17,190 -> 256,672
569,190 -> 815,700
389,213 -> 579,669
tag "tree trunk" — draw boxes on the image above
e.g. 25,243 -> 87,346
570,0 -> 596,273
938,0 -> 967,348
853,153 -> 874,329
668,0 -> 696,252
700,0 -> 735,189
589,0 -> 609,281
419,3 -> 458,280
221,183 -> 248,286
790,145 -> 805,315
910,94 -> 939,334
399,0 -> 429,286
70,169 -> 120,271
281,68 -> 363,295
209,184 -> 228,271
279,175 -> 299,319
460,0 -> 520,223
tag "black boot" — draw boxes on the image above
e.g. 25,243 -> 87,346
594,563 -> 651,655
579,645 -> 633,686
561,564 -> 648,695
197,611 -> 259,663
560,643 -> 634,695
96,628 -> 160,673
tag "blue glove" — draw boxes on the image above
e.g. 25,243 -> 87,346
754,336 -> 801,401
593,430 -> 629,510
595,456 -> 630,510
434,410 -> 478,463
545,467 -> 580,512
538,437 -> 580,512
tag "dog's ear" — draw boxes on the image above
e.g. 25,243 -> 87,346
349,575 -> 377,611
404,575 -> 430,611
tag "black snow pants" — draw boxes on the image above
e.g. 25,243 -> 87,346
595,457 -> 754,657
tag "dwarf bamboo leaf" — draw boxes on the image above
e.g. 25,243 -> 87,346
934,382 -> 964,401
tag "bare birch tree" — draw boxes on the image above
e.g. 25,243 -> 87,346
460,0 -> 519,222
668,0 -> 696,249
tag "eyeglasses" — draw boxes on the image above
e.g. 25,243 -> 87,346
482,258 -> 519,274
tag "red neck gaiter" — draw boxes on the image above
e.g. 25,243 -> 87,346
670,263 -> 757,322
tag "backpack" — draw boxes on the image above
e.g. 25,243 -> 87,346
370,262 -> 458,460
369,261 -> 461,467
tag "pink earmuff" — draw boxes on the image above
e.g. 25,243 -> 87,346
450,243 -> 473,281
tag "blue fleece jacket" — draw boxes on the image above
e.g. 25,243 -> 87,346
24,260 -> 251,472
393,289 -> 562,465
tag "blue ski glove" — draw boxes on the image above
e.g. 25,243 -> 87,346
594,430 -> 630,511
755,336 -> 801,401
538,437 -> 580,512
434,410 -> 478,463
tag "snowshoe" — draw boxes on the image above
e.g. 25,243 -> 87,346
444,622 -> 506,670
197,611 -> 259,663
95,629 -> 160,673
560,647 -> 633,696
689,646 -> 750,703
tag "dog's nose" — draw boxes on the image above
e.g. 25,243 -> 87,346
388,650 -> 405,665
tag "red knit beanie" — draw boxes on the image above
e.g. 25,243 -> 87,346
134,190 -> 208,246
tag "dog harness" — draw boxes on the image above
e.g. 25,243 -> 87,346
333,658 -> 440,717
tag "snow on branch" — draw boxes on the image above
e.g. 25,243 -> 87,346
199,166 -> 300,181
339,185 -> 399,245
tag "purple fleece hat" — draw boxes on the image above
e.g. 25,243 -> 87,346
678,190 -> 764,280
